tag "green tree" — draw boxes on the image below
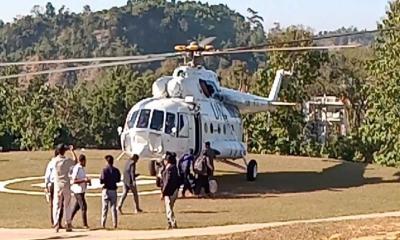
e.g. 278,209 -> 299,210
358,1 -> 400,166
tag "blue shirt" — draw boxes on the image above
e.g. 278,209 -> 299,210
100,165 -> 121,190
178,154 -> 194,175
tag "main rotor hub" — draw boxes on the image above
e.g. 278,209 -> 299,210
174,42 -> 214,66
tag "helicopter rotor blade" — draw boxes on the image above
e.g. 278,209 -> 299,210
0,55 -> 181,80
199,36 -> 216,47
202,44 -> 361,56
0,52 -> 180,67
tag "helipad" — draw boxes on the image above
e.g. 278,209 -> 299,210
0,174 -> 161,197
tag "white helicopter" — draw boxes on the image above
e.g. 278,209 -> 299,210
114,39 -> 358,181
0,37 -> 359,182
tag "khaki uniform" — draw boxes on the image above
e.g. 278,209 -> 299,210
52,155 -> 75,227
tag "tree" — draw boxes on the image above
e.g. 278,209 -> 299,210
246,26 -> 329,155
45,2 -> 55,18
357,1 -> 400,166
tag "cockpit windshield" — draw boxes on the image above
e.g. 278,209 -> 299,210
150,110 -> 164,131
127,110 -> 139,129
136,109 -> 151,128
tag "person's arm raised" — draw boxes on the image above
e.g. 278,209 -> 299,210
69,145 -> 78,163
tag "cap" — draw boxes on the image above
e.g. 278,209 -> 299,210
56,143 -> 69,151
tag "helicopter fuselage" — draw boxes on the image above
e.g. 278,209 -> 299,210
120,96 -> 245,160
119,65 -> 290,161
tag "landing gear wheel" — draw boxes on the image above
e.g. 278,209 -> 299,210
149,160 -> 157,176
246,159 -> 257,181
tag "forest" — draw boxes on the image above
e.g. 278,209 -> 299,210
0,0 -> 399,167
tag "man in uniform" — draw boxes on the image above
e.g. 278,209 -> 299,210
53,144 -> 77,232
118,154 -> 143,214
44,149 -> 63,228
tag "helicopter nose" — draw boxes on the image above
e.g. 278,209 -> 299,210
121,130 -> 163,157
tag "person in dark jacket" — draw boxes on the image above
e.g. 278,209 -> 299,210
161,153 -> 180,229
178,149 -> 194,197
100,155 -> 121,229
117,154 -> 142,214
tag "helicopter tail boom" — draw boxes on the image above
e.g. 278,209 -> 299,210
219,69 -> 295,114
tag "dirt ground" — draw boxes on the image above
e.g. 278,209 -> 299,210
0,150 -> 399,231
174,217 -> 400,240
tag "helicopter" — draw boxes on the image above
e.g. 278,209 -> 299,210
0,37 -> 360,182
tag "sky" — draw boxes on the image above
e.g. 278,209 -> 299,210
0,0 -> 390,32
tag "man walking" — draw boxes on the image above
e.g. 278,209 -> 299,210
44,149 -> 64,228
161,153 -> 180,229
53,144 -> 77,232
178,149 -> 194,197
70,154 -> 91,228
100,155 -> 121,229
118,154 -> 143,214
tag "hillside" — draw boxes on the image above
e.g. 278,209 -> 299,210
0,1 -> 264,61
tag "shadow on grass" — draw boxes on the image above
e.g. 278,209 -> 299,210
32,235 -> 88,240
214,161 -> 400,197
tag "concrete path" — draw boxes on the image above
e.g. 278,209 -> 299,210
2,211 -> 400,240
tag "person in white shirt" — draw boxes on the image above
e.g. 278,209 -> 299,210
44,149 -> 64,228
53,144 -> 77,232
70,154 -> 91,228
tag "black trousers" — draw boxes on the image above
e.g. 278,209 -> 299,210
195,175 -> 210,195
71,193 -> 88,226
182,173 -> 193,196
49,183 -> 63,226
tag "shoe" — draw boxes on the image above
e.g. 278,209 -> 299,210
134,208 -> 143,214
83,225 -> 90,229
54,224 -> 60,233
117,206 -> 123,215
66,223 -> 72,232
166,225 -> 172,230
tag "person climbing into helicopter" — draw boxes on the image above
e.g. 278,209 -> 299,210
178,149 -> 194,197
193,150 -> 214,198
204,141 -> 220,177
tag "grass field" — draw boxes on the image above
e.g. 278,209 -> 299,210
0,150 -> 399,230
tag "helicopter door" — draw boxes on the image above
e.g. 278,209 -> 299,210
176,112 -> 195,155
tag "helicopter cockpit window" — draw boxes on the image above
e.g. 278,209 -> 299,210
150,110 -> 164,131
127,110 -> 139,129
136,109 -> 151,128
178,113 -> 189,138
165,112 -> 176,135
199,79 -> 217,98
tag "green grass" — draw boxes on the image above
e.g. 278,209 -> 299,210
0,150 -> 399,230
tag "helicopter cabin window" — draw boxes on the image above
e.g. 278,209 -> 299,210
199,79 -> 216,98
150,110 -> 164,131
165,112 -> 176,135
223,124 -> 226,134
204,122 -> 208,133
178,113 -> 189,138
218,124 -> 221,134
127,110 -> 139,129
210,123 -> 214,134
136,109 -> 151,128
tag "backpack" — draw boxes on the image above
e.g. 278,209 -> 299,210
194,155 -> 208,176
